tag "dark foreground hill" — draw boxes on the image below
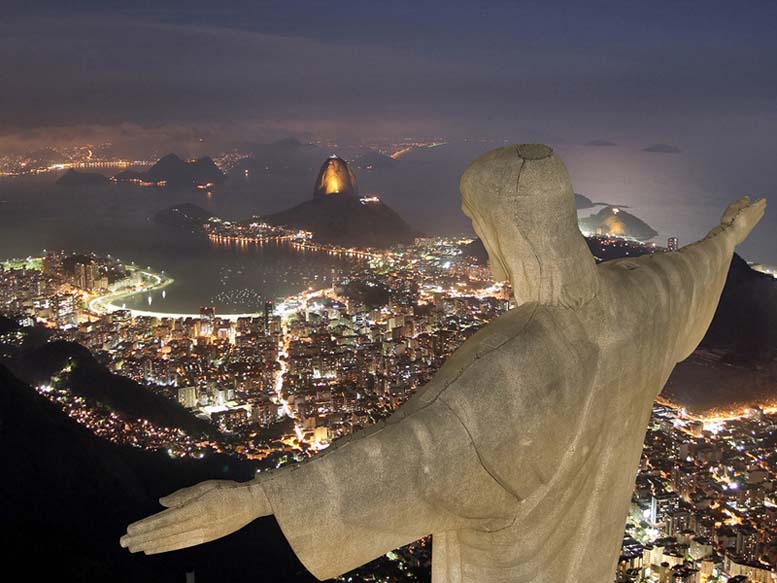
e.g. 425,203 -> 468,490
703,253 -> 777,361
661,254 -> 777,413
4,340 -> 214,436
0,364 -> 316,583
263,194 -> 422,247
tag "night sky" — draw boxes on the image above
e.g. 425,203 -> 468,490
2,0 -> 776,259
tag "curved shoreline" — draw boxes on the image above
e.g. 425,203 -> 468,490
89,268 -> 267,320
88,267 -> 180,317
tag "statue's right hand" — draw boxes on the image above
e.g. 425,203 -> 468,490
721,196 -> 766,245
119,479 -> 271,555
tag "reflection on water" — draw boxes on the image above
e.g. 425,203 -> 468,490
0,179 -> 358,313
121,239 -> 356,313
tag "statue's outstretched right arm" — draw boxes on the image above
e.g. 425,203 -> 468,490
121,397 -> 517,580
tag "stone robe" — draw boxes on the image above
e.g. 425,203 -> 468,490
260,219 -> 736,583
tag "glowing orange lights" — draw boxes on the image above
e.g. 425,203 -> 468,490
313,155 -> 357,198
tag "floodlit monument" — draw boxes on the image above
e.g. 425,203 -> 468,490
121,144 -> 766,583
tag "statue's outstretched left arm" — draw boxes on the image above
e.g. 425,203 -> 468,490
622,196 -> 765,362
121,396 -> 517,580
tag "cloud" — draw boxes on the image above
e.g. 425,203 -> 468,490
1,4 -> 776,155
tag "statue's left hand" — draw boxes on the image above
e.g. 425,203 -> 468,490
120,479 -> 271,554
721,196 -> 766,245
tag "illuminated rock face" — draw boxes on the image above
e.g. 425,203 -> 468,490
313,155 -> 358,198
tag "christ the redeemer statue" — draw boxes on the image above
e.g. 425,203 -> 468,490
121,144 -> 765,583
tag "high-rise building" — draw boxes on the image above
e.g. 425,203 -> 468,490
650,492 -> 679,527
264,300 -> 274,335
177,386 -> 198,409
667,236 -> 679,252
199,306 -> 216,336
74,260 -> 101,290
42,252 -> 60,275
53,293 -> 77,328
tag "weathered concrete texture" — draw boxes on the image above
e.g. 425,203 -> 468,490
121,144 -> 766,583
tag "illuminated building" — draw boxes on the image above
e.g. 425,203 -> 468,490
650,492 -> 679,527
75,260 -> 100,290
667,237 -> 679,252
264,300 -> 274,335
212,408 -> 248,432
723,553 -> 773,583
177,386 -> 198,409
110,309 -> 131,326
313,155 -> 358,198
53,293 -> 77,328
199,306 -> 216,336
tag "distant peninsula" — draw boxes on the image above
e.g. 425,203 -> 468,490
578,206 -> 658,241
153,203 -> 216,230
262,155 -> 421,247
114,154 -> 225,188
56,169 -> 109,187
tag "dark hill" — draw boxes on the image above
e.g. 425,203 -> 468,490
114,168 -> 146,181
0,363 -> 314,583
575,193 -> 595,209
154,202 -> 215,230
5,340 -> 214,437
263,195 -> 422,248
56,169 -> 109,187
115,154 -> 225,187
353,149 -> 397,170
665,254 -> 777,414
0,315 -> 19,335
702,253 -> 777,362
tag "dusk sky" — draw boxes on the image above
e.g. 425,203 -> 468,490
3,1 -> 776,142
2,1 -> 777,259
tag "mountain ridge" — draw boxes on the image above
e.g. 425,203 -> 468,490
115,153 -> 225,187
263,194 -> 422,247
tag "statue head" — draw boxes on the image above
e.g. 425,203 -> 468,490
461,144 -> 598,308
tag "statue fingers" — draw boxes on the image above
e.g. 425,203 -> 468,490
126,499 -> 205,536
721,197 -> 750,224
132,528 -> 207,555
127,512 -> 251,554
159,480 -> 232,508
121,515 -> 202,550
143,539 -> 202,555
739,198 -> 766,230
